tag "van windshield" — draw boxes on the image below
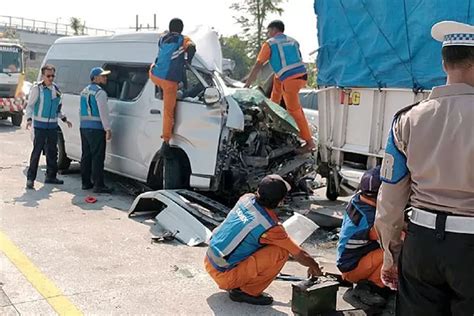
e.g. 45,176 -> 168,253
0,46 -> 22,73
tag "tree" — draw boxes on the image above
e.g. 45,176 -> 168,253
220,35 -> 253,80
70,17 -> 84,35
230,0 -> 285,57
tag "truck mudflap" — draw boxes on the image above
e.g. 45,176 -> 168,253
0,98 -> 24,112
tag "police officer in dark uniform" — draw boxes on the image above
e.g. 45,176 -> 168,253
79,67 -> 113,193
375,21 -> 474,315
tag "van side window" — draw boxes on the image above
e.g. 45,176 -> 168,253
102,63 -> 149,102
46,59 -> 105,94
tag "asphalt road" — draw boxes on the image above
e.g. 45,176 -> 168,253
0,119 -> 361,315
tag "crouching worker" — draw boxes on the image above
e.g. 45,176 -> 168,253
336,166 -> 392,307
205,174 -> 322,306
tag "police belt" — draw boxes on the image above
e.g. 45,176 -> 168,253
410,208 -> 474,234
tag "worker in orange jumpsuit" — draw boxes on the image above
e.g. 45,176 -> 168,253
149,18 -> 196,188
245,20 -> 315,153
205,174 -> 322,305
336,166 -> 393,307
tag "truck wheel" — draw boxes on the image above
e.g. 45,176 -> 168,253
11,113 -> 23,127
57,132 -> 71,171
326,172 -> 339,201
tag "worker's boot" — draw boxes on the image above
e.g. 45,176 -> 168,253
45,177 -> 64,185
26,180 -> 34,190
351,281 -> 387,307
229,288 -> 273,305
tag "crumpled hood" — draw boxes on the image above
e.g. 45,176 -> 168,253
186,25 -> 223,73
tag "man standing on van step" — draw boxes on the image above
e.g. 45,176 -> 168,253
244,20 -> 315,154
25,64 -> 72,190
149,18 -> 196,189
79,67 -> 113,194
375,21 -> 474,316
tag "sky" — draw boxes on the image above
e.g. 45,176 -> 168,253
1,0 -> 318,62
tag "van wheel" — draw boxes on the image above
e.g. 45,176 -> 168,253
57,132 -> 71,171
11,113 -> 23,127
326,171 -> 339,201
163,148 -> 191,190
147,158 -> 164,190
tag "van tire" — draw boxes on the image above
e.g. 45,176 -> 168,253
11,113 -> 23,127
163,148 -> 191,189
57,131 -> 71,171
148,158 -> 164,190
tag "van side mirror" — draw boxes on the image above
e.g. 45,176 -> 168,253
29,51 -> 36,60
203,87 -> 221,105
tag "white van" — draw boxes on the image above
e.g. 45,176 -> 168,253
43,26 -> 314,198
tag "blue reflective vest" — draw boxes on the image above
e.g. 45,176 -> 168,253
336,193 -> 380,273
151,32 -> 185,82
32,83 -> 62,129
80,83 -> 104,130
207,194 -> 278,272
267,33 -> 306,81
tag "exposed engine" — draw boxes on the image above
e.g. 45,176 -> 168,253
216,91 -> 315,199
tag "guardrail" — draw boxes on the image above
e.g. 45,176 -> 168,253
0,15 -> 114,36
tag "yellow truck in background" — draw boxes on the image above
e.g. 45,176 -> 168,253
0,36 -> 34,126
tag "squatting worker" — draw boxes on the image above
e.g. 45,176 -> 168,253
149,18 -> 196,188
245,20 -> 315,154
205,174 -> 322,306
25,64 -> 72,190
79,67 -> 113,194
375,21 -> 474,316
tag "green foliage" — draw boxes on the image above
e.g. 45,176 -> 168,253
230,0 -> 285,57
306,63 -> 318,88
70,17 -> 84,35
25,67 -> 39,82
220,35 -> 253,80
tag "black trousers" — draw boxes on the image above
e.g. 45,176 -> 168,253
80,128 -> 106,188
397,219 -> 474,316
27,128 -> 58,181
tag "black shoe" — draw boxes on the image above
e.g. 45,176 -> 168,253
93,186 -> 113,194
229,288 -> 273,306
26,180 -> 34,190
351,282 -> 387,307
82,183 -> 93,190
45,178 -> 64,185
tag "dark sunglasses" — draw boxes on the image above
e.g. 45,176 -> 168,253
45,74 -> 55,78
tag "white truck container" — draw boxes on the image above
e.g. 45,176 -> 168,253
317,87 -> 429,200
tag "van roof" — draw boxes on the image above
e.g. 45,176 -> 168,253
55,31 -> 161,44
50,26 -> 223,73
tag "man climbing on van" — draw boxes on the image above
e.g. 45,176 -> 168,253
205,174 -> 322,306
337,166 -> 392,307
79,67 -> 113,194
149,18 -> 196,189
244,20 -> 315,154
25,64 -> 72,190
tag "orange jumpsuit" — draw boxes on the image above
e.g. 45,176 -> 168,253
149,36 -> 194,142
257,42 -> 313,143
205,208 -> 302,297
342,227 -> 384,288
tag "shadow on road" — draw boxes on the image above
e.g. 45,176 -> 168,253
206,292 -> 289,316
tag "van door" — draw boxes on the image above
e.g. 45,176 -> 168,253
101,63 -> 152,181
146,66 -> 223,189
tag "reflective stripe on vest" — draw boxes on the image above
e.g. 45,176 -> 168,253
151,33 -> 185,82
80,84 -> 104,130
267,34 -> 306,81
32,83 -> 61,128
207,195 -> 277,271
